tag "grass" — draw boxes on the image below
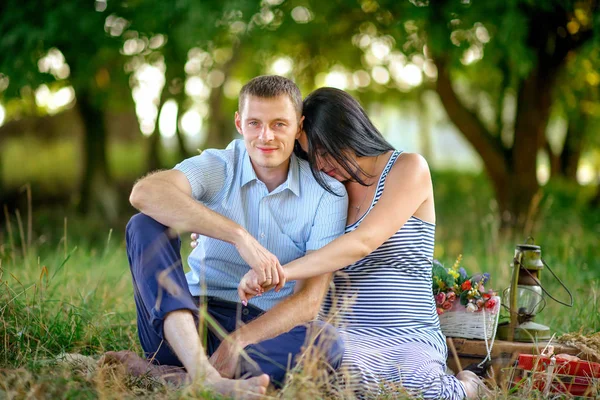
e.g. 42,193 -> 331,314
1,168 -> 599,398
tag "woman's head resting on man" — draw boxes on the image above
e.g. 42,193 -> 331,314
297,87 -> 394,192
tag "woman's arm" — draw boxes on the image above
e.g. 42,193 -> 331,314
237,152 -> 434,302
285,152 -> 433,281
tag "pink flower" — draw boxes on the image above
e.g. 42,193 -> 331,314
442,301 -> 453,310
446,292 -> 457,302
485,298 -> 498,311
476,298 -> 485,308
435,292 -> 446,305
437,307 -> 444,315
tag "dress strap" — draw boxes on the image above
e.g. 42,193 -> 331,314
374,150 -> 402,197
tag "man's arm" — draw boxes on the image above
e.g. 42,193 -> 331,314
130,169 -> 284,284
130,170 -> 247,243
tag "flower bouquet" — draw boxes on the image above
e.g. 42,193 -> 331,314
432,255 -> 501,340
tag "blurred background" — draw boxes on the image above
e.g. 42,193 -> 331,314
0,0 -> 599,263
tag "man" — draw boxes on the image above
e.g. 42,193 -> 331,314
120,76 -> 348,398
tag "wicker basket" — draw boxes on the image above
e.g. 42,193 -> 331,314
439,296 -> 501,340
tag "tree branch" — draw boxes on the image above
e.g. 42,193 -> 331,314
434,57 -> 509,180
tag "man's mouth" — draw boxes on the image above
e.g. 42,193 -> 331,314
257,147 -> 277,153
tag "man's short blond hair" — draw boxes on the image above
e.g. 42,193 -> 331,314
239,75 -> 302,118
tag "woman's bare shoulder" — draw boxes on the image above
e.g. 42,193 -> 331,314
389,152 -> 431,183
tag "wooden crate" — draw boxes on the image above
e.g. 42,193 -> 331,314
445,338 -> 599,386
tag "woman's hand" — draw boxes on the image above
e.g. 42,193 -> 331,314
238,269 -> 286,305
238,270 -> 263,305
191,232 -> 200,248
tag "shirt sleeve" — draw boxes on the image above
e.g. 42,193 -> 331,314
173,149 -> 228,202
306,184 -> 348,251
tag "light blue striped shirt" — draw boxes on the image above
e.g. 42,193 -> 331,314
174,139 -> 348,311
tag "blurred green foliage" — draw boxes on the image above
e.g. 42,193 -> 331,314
0,0 -> 599,225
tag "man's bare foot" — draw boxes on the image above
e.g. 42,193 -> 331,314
456,370 -> 491,399
99,350 -> 269,398
202,374 -> 269,400
98,350 -> 187,385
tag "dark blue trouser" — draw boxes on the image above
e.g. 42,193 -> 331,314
125,213 -> 344,386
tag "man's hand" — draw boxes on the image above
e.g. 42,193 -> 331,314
209,337 -> 243,378
191,232 -> 286,288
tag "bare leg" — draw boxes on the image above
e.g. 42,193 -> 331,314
102,310 -> 269,399
162,309 -> 269,398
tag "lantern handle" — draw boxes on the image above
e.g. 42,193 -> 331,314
516,259 -> 573,307
540,259 -> 573,307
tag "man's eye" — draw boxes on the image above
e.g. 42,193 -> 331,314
275,122 -> 285,127
249,121 -> 259,127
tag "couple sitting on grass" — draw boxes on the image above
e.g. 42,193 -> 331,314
108,75 -> 485,399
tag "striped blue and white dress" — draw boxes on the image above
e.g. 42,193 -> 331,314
320,151 -> 466,399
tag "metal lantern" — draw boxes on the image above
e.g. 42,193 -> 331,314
497,240 -> 573,342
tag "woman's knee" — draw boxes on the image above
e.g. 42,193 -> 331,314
308,321 -> 345,368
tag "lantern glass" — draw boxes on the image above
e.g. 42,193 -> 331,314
503,285 -> 544,316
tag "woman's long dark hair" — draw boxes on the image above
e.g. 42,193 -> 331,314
297,87 -> 394,195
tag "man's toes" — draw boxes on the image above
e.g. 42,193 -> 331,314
256,374 -> 270,388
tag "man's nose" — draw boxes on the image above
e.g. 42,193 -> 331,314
259,126 -> 274,142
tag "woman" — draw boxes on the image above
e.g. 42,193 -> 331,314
238,87 -> 484,399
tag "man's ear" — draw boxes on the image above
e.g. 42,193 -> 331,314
296,115 -> 305,139
234,111 -> 243,135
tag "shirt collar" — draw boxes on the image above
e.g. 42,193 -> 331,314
241,149 -> 258,187
240,149 -> 300,197
284,153 -> 300,197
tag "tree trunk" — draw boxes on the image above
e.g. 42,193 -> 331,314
146,127 -> 162,172
0,151 -> 4,202
173,89 -> 191,159
145,88 -> 166,172
77,90 -> 119,221
429,0 -> 588,233
546,117 -> 585,182
174,117 -> 190,159
204,87 -> 232,150
204,43 -> 242,150
559,118 -> 585,181
509,66 -> 554,227
417,91 -> 433,162
435,59 -> 561,233
592,184 -> 600,208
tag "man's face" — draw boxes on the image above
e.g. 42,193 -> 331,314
298,132 -> 349,182
236,95 -> 303,174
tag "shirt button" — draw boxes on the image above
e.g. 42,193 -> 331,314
260,233 -> 265,238
242,308 -> 249,316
